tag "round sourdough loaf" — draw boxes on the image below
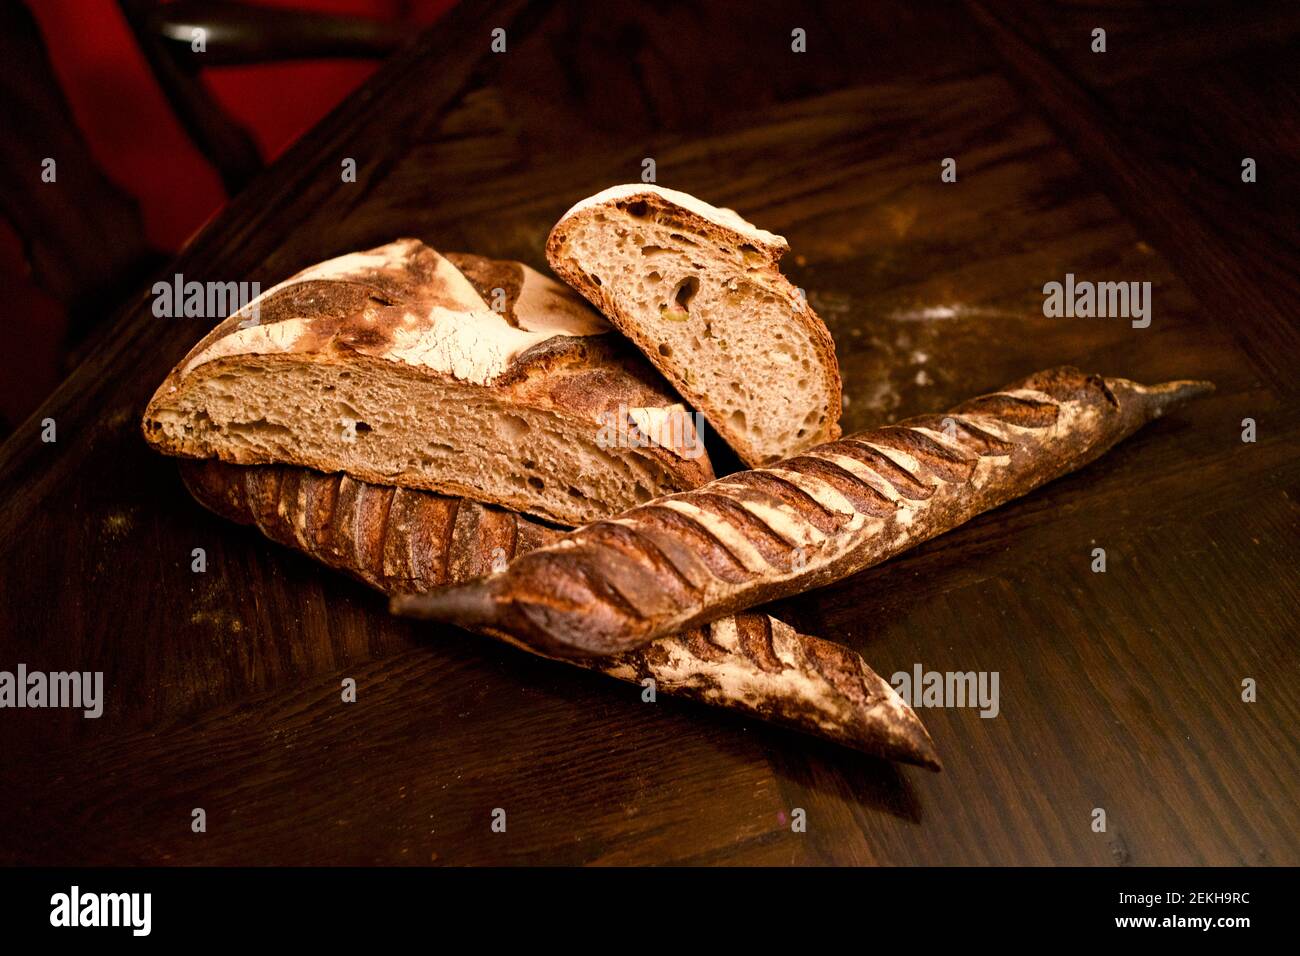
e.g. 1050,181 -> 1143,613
142,239 -> 713,526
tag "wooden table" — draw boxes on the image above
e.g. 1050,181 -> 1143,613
2,0 -> 1297,865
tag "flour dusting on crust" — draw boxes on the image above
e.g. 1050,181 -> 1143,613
181,240 -> 611,386
555,184 -> 788,252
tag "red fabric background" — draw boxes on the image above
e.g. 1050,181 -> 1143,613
2,0 -> 455,428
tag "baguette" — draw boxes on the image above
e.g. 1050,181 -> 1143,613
546,185 -> 843,466
143,240 -> 712,526
392,367 -> 1213,656
181,459 -> 940,768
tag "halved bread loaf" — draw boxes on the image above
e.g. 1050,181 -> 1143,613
546,184 -> 842,466
142,239 -> 713,526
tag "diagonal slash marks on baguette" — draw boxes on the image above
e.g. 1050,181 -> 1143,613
181,459 -> 941,768
392,367 -> 1213,657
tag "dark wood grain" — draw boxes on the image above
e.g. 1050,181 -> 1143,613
0,0 -> 1296,865
965,0 -> 1300,394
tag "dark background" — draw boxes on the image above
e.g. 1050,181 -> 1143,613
0,0 -> 1296,865
2,0 -> 456,433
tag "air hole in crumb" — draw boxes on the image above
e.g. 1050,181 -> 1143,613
642,245 -> 669,256
672,276 -> 700,312
590,274 -> 602,286
527,476 -> 544,490
355,421 -> 372,433
567,486 -> 587,499
625,201 -> 648,217
647,271 -> 662,282
658,343 -> 672,357
502,416 -> 531,441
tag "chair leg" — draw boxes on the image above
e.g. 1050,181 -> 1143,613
0,0 -> 162,332
117,0 -> 264,193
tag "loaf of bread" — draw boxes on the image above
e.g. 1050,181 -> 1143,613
143,240 -> 713,526
181,459 -> 939,768
546,185 -> 842,466
393,367 -> 1213,656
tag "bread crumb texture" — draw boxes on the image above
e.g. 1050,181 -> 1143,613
548,185 -> 842,466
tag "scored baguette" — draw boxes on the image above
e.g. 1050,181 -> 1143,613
392,367 -> 1213,657
180,459 -> 940,768
143,240 -> 712,527
546,185 -> 842,466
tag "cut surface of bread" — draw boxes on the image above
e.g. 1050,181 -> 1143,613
547,184 -> 842,466
142,240 -> 712,526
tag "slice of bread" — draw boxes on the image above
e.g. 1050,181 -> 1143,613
546,184 -> 842,466
142,239 -> 713,526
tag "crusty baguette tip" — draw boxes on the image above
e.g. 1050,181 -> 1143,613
181,459 -> 940,768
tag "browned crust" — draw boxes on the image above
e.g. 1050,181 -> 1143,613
180,458 -> 940,768
153,239 -> 447,382
545,189 -> 843,466
392,366 -> 1213,657
443,252 -> 527,326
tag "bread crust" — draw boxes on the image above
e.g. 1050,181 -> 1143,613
142,241 -> 713,524
392,367 -> 1213,657
546,185 -> 843,466
180,459 -> 939,767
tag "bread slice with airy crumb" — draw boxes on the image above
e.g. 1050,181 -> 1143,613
546,184 -> 842,466
142,239 -> 713,526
